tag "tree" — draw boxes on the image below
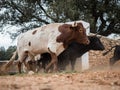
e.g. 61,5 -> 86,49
0,47 -> 6,60
0,0 -> 120,38
0,46 -> 17,60
4,46 -> 17,60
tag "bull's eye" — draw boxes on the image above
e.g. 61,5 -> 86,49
79,29 -> 82,32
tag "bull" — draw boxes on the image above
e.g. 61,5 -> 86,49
4,21 -> 90,73
35,36 -> 105,72
103,45 -> 120,66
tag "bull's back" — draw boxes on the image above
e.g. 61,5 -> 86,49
17,26 -> 48,54
17,23 -> 64,55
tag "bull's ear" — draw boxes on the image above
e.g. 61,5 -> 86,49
76,23 -> 85,32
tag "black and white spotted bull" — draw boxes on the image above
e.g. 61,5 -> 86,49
4,21 -> 90,73
103,45 -> 120,66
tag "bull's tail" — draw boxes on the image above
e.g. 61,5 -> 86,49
103,46 -> 116,56
2,50 -> 17,72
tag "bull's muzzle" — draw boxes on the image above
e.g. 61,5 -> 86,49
81,38 -> 90,45
85,39 -> 90,45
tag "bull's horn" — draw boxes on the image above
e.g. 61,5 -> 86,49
88,33 -> 96,36
97,35 -> 102,38
72,22 -> 77,27
88,33 -> 102,38
93,32 -> 102,38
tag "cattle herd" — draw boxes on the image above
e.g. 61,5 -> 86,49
2,21 -> 120,74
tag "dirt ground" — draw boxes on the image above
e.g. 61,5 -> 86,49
0,65 -> 120,90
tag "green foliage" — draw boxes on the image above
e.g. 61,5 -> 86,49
0,47 -> 6,60
0,46 -> 16,61
4,46 -> 17,60
0,0 -> 120,37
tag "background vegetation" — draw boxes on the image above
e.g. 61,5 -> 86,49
0,0 -> 120,60
0,0 -> 120,36
0,46 -> 16,60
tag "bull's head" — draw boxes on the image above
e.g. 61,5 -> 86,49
57,22 -> 90,48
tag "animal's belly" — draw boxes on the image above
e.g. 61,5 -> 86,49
29,42 -> 49,55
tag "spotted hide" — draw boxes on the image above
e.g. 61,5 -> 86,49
4,22 -> 89,73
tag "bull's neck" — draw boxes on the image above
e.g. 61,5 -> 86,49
63,41 -> 72,49
80,45 -> 90,53
63,39 -> 76,48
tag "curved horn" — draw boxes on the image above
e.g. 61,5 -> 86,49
72,22 -> 77,27
89,32 -> 102,38
89,33 -> 97,36
94,31 -> 102,38
97,35 -> 102,38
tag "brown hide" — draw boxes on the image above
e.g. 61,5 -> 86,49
57,22 -> 89,48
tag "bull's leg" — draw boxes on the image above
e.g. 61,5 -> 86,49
18,61 -> 22,73
109,57 -> 119,70
23,60 -> 30,73
59,60 -> 66,71
45,53 -> 58,72
42,60 -> 47,70
30,61 -> 37,72
110,57 -> 117,66
36,60 -> 42,72
24,55 -> 36,73
70,59 -> 76,71
53,57 -> 58,72
17,52 -> 28,73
